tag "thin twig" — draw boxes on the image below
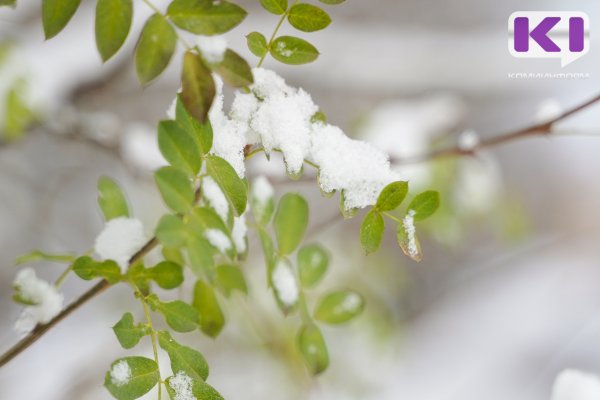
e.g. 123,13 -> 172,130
396,93 -> 600,165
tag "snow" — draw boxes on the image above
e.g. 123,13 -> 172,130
110,360 -> 131,387
552,369 -> 600,400
13,268 -> 64,333
457,130 -> 480,151
251,175 -> 274,205
204,229 -> 232,253
340,292 -> 362,313
169,371 -> 196,400
202,176 -> 229,222
402,210 -> 418,257
196,35 -> 227,64
272,259 -> 299,307
166,96 -> 177,120
231,215 -> 247,253
94,217 -> 147,272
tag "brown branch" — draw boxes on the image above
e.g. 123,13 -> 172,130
395,93 -> 600,165
0,236 -> 159,368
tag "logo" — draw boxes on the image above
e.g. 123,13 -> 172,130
508,12 -> 590,67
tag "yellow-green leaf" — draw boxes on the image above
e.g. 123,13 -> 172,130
246,32 -> 268,57
42,0 -> 81,39
314,290 -> 364,324
298,324 -> 329,375
158,120 -> 202,176
288,3 -> 331,32
104,357 -> 159,400
274,193 -> 309,255
375,181 -> 408,212
168,0 -> 247,35
359,210 -> 384,255
181,51 -> 215,124
193,279 -> 225,337
98,176 -> 129,221
154,166 -> 195,214
215,49 -> 253,88
135,14 -> 177,84
270,36 -> 319,65
95,0 -> 133,61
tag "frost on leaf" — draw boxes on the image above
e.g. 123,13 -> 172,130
169,371 -> 196,400
402,210 -> 418,258
231,214 -> 247,253
196,35 -> 227,64
204,229 -> 232,253
203,176 -> 229,222
13,267 -> 64,333
94,217 -> 147,272
272,259 -> 299,308
110,360 -> 131,387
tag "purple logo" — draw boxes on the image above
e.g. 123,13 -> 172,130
509,12 -> 590,67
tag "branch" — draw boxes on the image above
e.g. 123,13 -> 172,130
0,237 -> 159,368
395,93 -> 600,165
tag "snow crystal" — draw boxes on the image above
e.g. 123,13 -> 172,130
457,130 -> 479,151
231,215 -> 247,253
402,210 -> 418,257
166,96 -> 177,120
275,41 -> 293,57
552,369 -> 600,400
169,371 -> 196,400
13,268 -> 64,333
197,35 -> 227,64
272,260 -> 299,307
94,217 -> 147,272
110,360 -> 131,387
204,229 -> 231,253
310,123 -> 400,210
203,176 -> 229,222
251,175 -> 274,205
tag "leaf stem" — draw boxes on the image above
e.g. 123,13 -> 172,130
257,0 -> 300,67
381,211 -> 403,223
54,263 -> 74,288
140,295 -> 163,400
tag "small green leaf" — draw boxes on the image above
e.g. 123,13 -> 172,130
175,94 -> 213,155
181,51 -> 216,124
206,155 -> 247,216
147,261 -> 183,289
288,3 -> 331,32
186,235 -> 215,277
154,166 -> 195,214
42,0 -> 81,39
215,264 -> 247,296
155,215 -> 187,248
375,181 -> 408,212
95,0 -> 133,61
298,324 -> 329,375
0,0 -> 16,7
274,193 -> 309,255
246,32 -> 268,57
314,290 -> 365,324
193,280 -> 225,338
270,36 -> 319,65
359,210 -> 384,255
318,0 -> 345,4
135,14 -> 177,84
112,312 -> 148,349
72,256 -> 121,284
165,375 -> 224,400
158,331 -> 209,381
152,298 -> 200,333
259,0 -> 287,15
297,244 -> 329,288
163,246 -> 186,265
98,176 -> 129,221
215,49 -> 253,88
158,120 -> 202,176
104,357 -> 159,400
407,191 -> 440,221
168,0 -> 247,35
15,250 -> 74,265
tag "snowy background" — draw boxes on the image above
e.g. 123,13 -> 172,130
1,0 -> 600,399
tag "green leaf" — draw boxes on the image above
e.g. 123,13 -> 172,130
206,155 -> 247,216
154,166 -> 195,214
288,3 -> 331,32
360,210 -> 384,255
259,0 -> 287,15
95,0 -> 133,61
158,120 -> 202,176
147,261 -> 184,289
186,235 -> 215,277
158,331 -> 209,381
104,357 -> 159,400
396,219 -> 422,262
135,14 -> 177,84
246,32 -> 268,57
152,297 -> 200,333
407,191 -> 440,221
258,227 -> 275,284
155,215 -> 187,248
215,49 -> 253,88
274,193 -> 309,255
129,263 -> 151,296
168,0 -> 247,35
72,256 -> 121,284
318,0 -> 345,4
181,51 -> 216,124
15,250 -> 74,265
175,94 -> 213,155
270,36 -> 319,65
297,244 -> 329,288
314,290 -> 365,324
0,0 -> 16,7
375,181 -> 408,212
215,264 -> 247,296
165,375 -> 224,400
193,280 -> 225,338
42,0 -> 81,39
98,176 -> 129,221
112,312 -> 148,349
297,324 -> 329,375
